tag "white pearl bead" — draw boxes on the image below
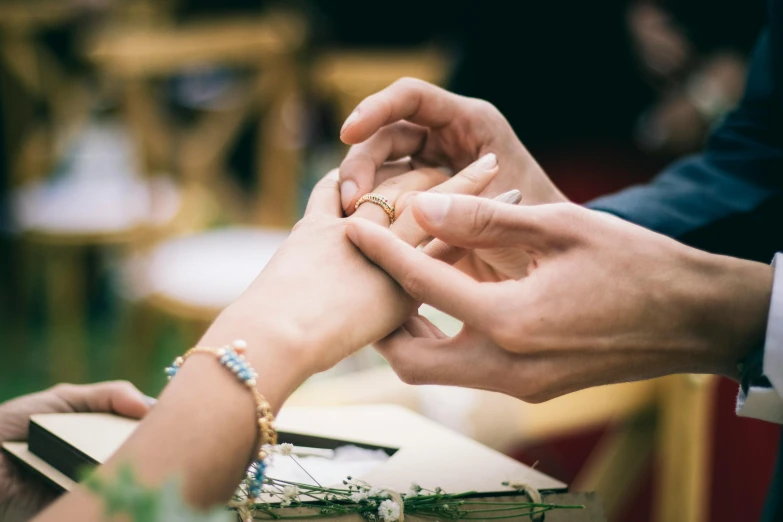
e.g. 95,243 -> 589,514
232,339 -> 248,349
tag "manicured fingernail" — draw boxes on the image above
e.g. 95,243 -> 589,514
341,109 -> 360,134
475,153 -> 497,171
144,396 -> 157,407
494,189 -> 521,205
416,193 -> 451,224
341,180 -> 358,208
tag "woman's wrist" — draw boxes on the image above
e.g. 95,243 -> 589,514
40,303 -> 316,520
201,301 -> 314,404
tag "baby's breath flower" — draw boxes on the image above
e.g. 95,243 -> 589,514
350,491 -> 369,503
378,499 -> 401,522
278,443 -> 294,456
280,498 -> 292,507
405,482 -> 421,498
368,487 -> 389,499
282,485 -> 300,499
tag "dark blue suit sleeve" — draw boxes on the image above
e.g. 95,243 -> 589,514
588,30 -> 783,261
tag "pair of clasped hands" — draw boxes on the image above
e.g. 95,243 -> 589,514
12,78 -> 773,521
246,77 -> 771,403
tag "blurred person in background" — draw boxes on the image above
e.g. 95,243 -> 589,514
336,0 -> 782,518
627,0 -> 764,155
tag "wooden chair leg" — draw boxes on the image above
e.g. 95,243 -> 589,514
256,59 -> 304,227
655,374 -> 717,522
572,408 -> 657,518
44,245 -> 88,384
116,299 -> 160,391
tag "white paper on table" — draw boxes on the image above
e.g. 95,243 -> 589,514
265,445 -> 390,488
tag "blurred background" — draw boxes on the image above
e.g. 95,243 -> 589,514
0,0 -> 775,521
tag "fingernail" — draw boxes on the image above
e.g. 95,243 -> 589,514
340,109 -> 360,134
476,153 -> 498,171
144,396 -> 157,407
415,193 -> 451,224
494,189 -> 522,205
341,180 -> 358,208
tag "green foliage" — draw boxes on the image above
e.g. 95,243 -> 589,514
84,459 -> 584,521
84,464 -> 232,522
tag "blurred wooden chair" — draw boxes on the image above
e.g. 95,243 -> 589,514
84,12 -> 308,385
0,1 -> 92,185
311,46 -> 452,124
0,1 -> 186,385
289,307 -> 718,522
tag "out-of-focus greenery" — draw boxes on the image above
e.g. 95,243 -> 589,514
84,465 -> 232,522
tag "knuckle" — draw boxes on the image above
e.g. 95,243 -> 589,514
397,370 -> 419,386
558,203 -> 584,222
378,343 -> 421,385
492,318 -> 523,348
291,214 -> 322,233
400,270 -> 426,301
392,361 -> 423,385
471,198 -> 498,236
523,390 -> 553,404
467,98 -> 500,119
453,164 -> 482,184
512,372 -> 552,404
545,203 -> 585,244
394,76 -> 428,91
314,170 -> 340,191
546,202 -> 579,224
113,380 -> 137,392
51,383 -> 76,395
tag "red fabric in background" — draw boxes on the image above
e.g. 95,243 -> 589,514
507,143 -> 781,522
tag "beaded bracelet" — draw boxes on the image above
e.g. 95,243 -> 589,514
165,339 -> 276,501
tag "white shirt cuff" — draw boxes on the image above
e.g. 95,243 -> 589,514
736,252 -> 783,423
737,385 -> 783,423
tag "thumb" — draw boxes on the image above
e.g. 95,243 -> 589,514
52,381 -> 154,419
411,194 -> 569,251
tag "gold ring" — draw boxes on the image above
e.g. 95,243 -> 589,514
354,193 -> 395,225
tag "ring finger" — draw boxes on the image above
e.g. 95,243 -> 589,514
351,166 -> 449,226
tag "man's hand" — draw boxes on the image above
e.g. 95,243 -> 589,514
346,194 -> 774,402
338,78 -> 568,210
339,78 -> 568,280
0,381 -> 153,521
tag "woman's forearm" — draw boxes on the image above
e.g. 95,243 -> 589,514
35,305 -> 308,521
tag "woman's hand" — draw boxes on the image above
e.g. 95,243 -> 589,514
337,78 -> 567,281
32,159 -> 501,521
203,155 -> 501,384
347,195 -> 774,402
0,382 -> 152,521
